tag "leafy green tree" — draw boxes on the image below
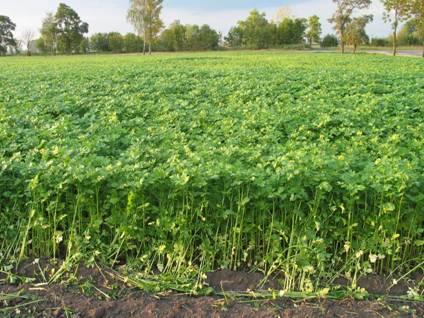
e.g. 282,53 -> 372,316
321,34 -> 339,47
276,18 -> 307,45
225,26 -> 243,48
185,24 -> 219,50
237,10 -> 274,49
108,32 -> 124,53
395,20 -> 420,46
345,15 -> 373,53
159,20 -> 186,51
381,0 -> 411,56
329,0 -> 372,53
124,33 -> 143,52
38,13 -> 57,54
80,37 -> 89,54
370,37 -> 390,46
306,15 -> 322,46
410,0 -> 424,57
184,24 -> 201,50
127,0 -> 164,55
54,3 -> 89,54
90,33 -> 109,52
0,15 -> 17,55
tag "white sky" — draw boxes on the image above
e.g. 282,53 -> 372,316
2,0 -> 391,41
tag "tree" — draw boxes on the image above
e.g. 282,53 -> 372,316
306,15 -> 322,46
410,0 -> 424,57
80,37 -> 89,54
381,0 -> 410,56
396,20 -> 420,46
345,15 -> 373,53
54,3 -> 89,54
39,13 -> 57,54
22,30 -> 35,56
329,0 -> 371,53
276,18 -> 307,45
321,34 -> 339,47
0,16 -> 17,55
237,10 -> 274,49
198,25 -> 220,50
370,37 -> 390,46
90,33 -> 109,52
225,26 -> 243,47
127,0 -> 164,55
124,33 -> 143,52
273,6 -> 293,24
108,32 -> 124,53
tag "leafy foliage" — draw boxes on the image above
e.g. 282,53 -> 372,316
306,15 -> 322,46
128,0 -> 164,54
0,15 -> 17,55
225,10 -> 307,49
321,34 -> 339,47
0,52 -> 423,292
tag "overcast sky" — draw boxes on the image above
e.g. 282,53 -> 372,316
3,0 -> 390,40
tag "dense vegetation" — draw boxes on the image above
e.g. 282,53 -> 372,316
0,52 -> 423,292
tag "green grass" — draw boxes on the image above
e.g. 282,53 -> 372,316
0,52 -> 423,293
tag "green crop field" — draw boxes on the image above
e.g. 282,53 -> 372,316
0,52 -> 423,293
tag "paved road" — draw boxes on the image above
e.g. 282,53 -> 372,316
364,49 -> 423,57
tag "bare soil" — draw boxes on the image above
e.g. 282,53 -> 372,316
0,261 -> 422,318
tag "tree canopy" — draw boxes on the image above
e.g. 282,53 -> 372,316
127,0 -> 164,54
0,15 -> 17,55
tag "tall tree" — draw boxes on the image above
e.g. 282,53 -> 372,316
124,33 -> 143,52
225,26 -> 243,47
127,0 -> 164,55
329,0 -> 371,53
381,0 -> 410,56
345,15 -> 373,53
306,15 -> 322,46
0,16 -> 17,55
108,32 -> 124,53
238,10 -> 274,49
276,18 -> 307,45
90,33 -> 110,52
39,13 -> 57,54
22,30 -> 35,56
410,0 -> 424,57
54,3 -> 89,54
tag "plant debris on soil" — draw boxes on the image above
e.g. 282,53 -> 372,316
1,261 -> 423,317
1,282 -> 423,318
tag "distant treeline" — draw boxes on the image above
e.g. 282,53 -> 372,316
1,0 -> 423,56
35,23 -> 221,54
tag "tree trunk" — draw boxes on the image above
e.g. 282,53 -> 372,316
341,30 -> 345,54
143,30 -> 147,55
422,45 -> 424,58
149,42 -> 152,55
393,10 -> 398,56
353,44 -> 357,54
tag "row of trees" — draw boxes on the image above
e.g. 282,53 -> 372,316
1,0 -> 423,56
70,24 -> 220,54
35,3 -> 88,54
330,0 -> 423,56
224,10 -> 314,49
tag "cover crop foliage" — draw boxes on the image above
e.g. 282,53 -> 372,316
0,52 -> 423,292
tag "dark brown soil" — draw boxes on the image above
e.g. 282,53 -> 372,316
1,262 -> 422,318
